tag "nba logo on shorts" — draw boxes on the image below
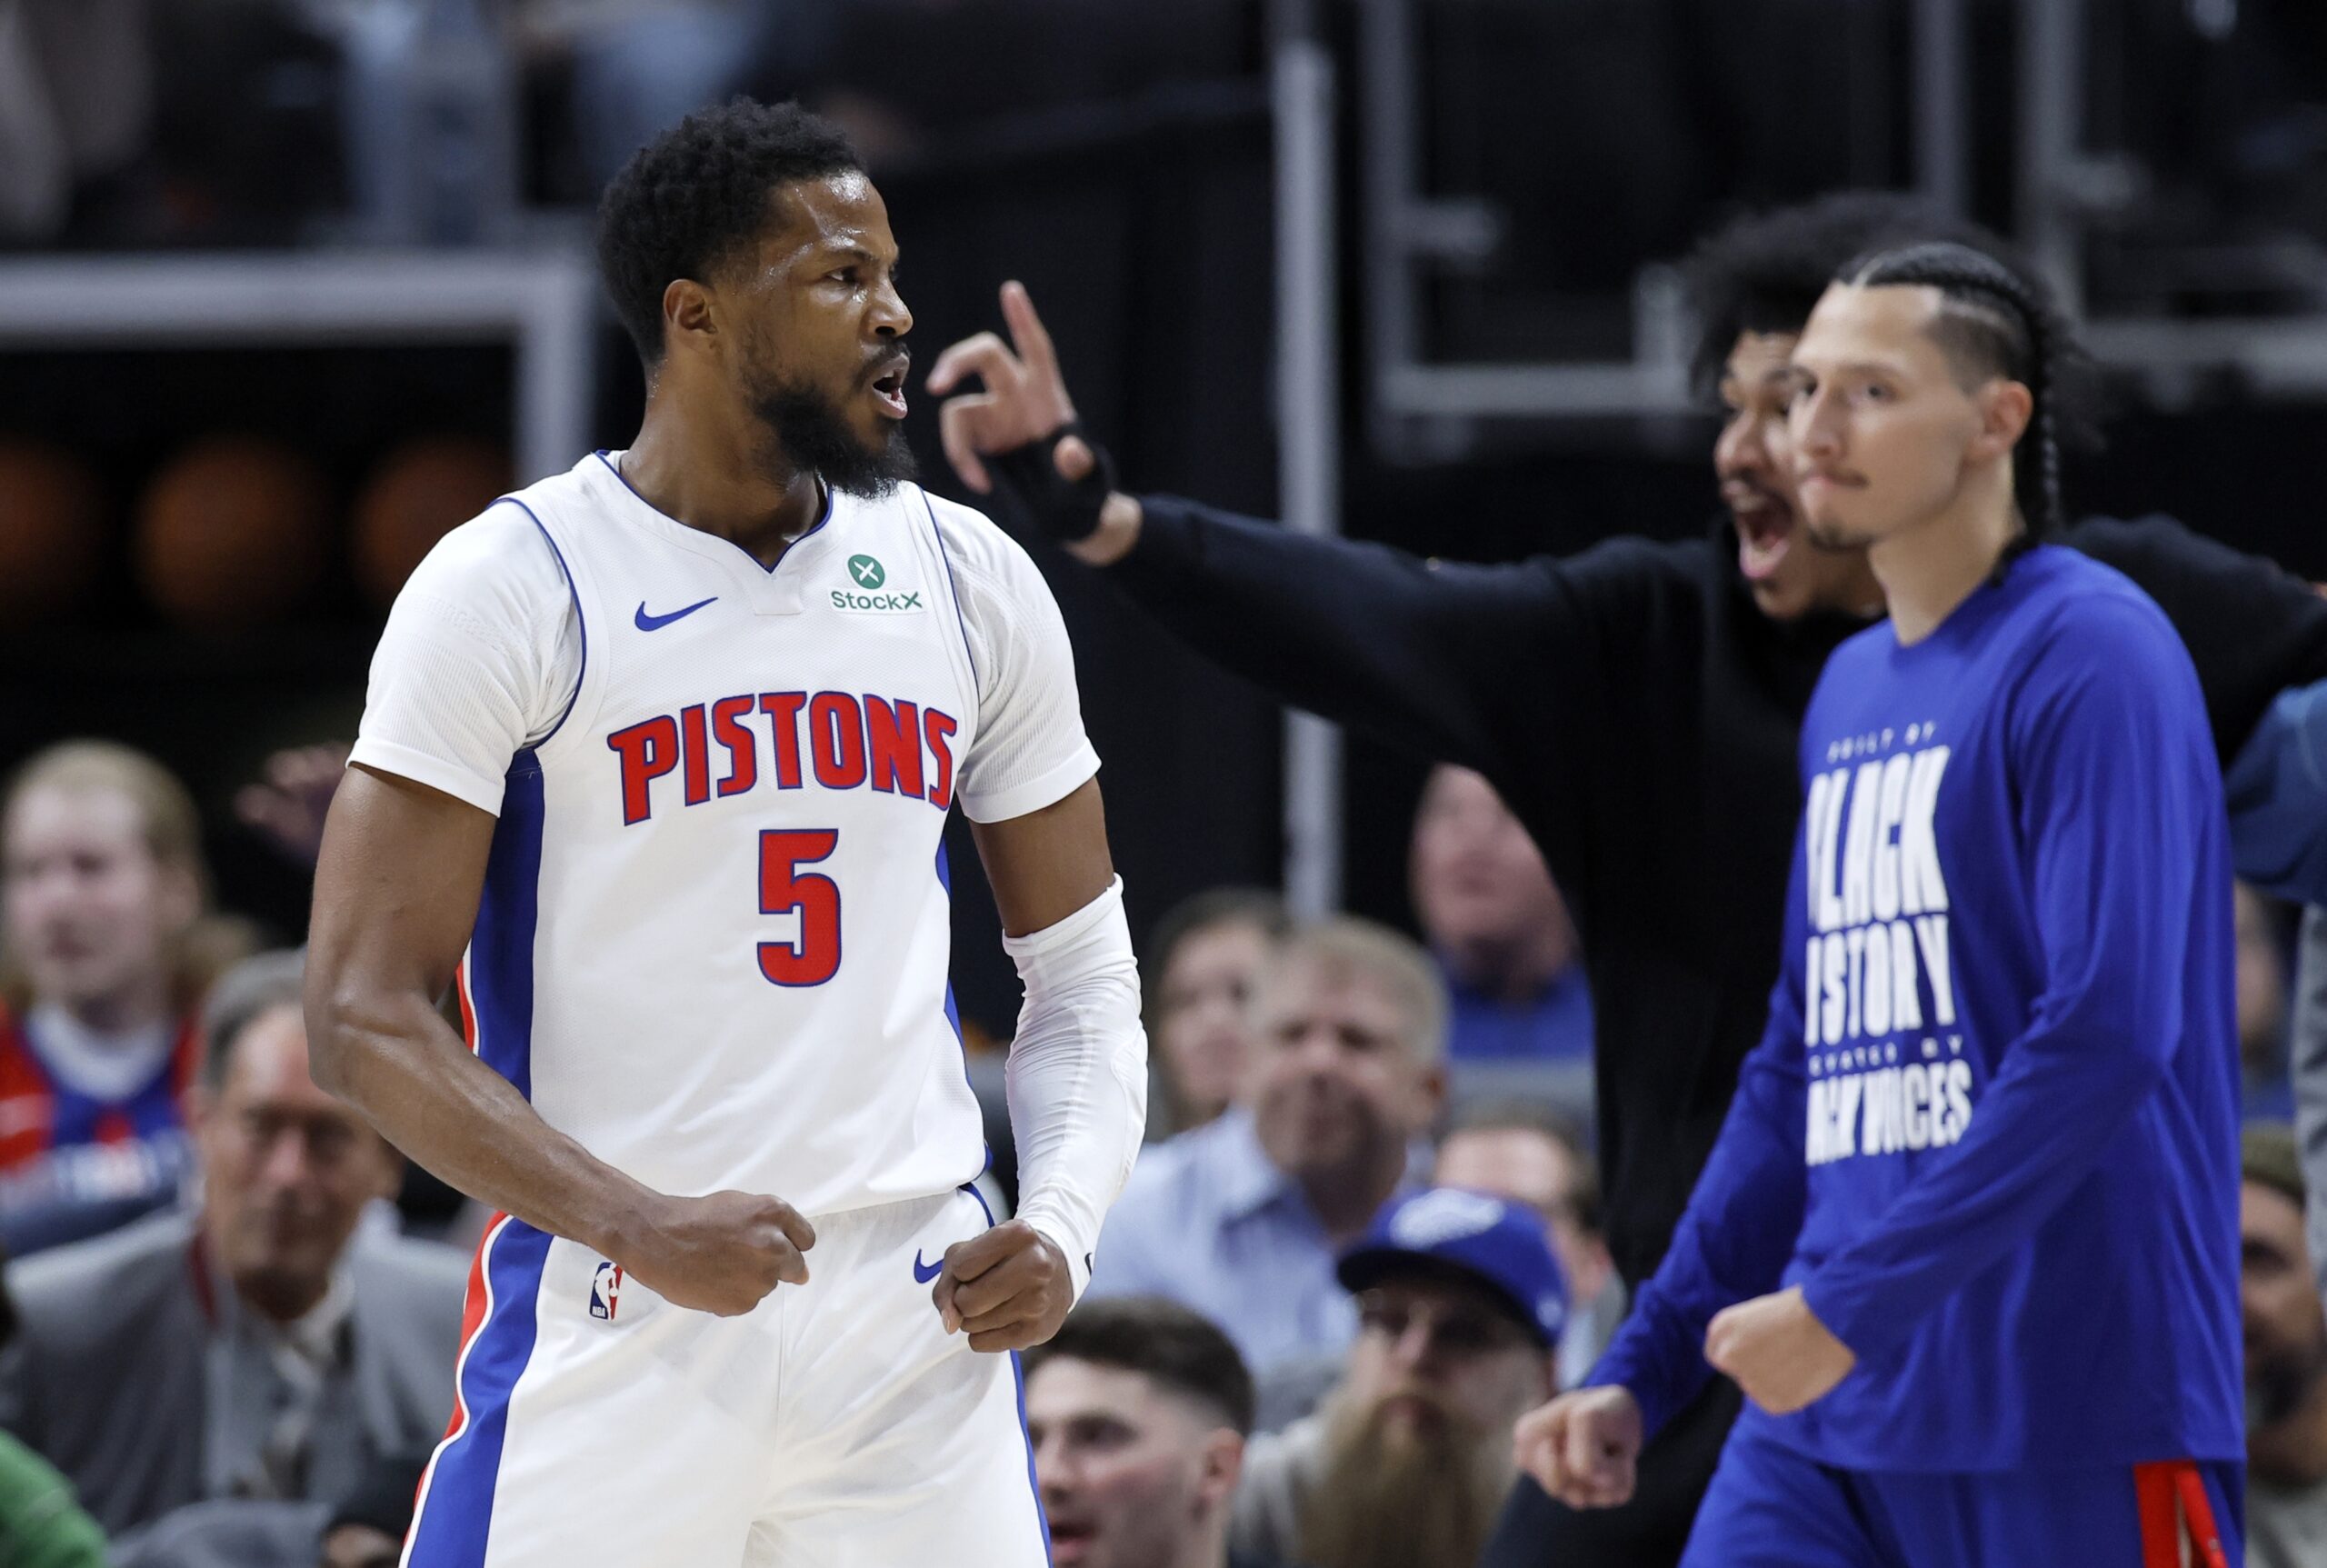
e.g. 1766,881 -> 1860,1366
589,1261 -> 624,1321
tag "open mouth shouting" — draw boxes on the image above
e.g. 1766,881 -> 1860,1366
868,352 -> 910,418
1725,481 -> 1795,584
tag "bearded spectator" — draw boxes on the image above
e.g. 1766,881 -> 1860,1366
2242,1124 -> 2327,1566
1230,1188 -> 1563,1568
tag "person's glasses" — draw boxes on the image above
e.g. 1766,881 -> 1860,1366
1356,1291 -> 1531,1359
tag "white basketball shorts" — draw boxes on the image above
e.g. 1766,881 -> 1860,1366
403,1184 -> 1049,1566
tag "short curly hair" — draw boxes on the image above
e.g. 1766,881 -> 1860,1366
596,99 -> 863,370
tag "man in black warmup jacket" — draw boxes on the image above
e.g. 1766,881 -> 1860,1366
927,194 -> 2327,1568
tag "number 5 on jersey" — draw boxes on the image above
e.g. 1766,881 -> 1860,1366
759,830 -> 841,985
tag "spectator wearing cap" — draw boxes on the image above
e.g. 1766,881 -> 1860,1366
1230,1187 -> 1563,1568
2243,1124 -> 2327,1568
1025,1297 -> 1294,1568
0,950 -> 465,1538
1434,1098 -> 1625,1388
1090,919 -> 1445,1381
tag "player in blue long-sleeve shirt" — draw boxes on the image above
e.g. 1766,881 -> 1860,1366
1516,243 -> 2243,1567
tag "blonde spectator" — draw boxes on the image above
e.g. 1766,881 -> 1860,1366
0,741 -> 253,1253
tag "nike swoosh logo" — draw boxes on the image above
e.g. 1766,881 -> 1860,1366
913,1250 -> 944,1283
634,595 -> 717,631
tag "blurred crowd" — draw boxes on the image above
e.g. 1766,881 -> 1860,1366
0,728 -> 2317,1567
0,0 -> 1263,251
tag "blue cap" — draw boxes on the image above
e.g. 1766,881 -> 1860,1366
1336,1188 -> 1568,1349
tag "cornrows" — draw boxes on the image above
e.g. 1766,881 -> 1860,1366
1837,242 -> 2084,552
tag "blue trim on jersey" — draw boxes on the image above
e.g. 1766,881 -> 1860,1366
503,498 -> 587,744
1010,1349 -> 1057,1567
954,1191 -> 1047,1544
471,754 -> 547,1099
921,492 -> 982,691
594,450 -> 833,574
407,1218 -> 554,1568
935,842 -> 966,1050
937,843 -> 992,1177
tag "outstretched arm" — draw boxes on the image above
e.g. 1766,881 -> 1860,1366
305,763 -> 814,1315
928,283 -> 1623,784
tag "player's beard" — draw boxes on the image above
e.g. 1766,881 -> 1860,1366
748,368 -> 917,500
1296,1388 -> 1511,1568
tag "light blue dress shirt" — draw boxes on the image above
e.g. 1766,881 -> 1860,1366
1086,1109 -> 1424,1376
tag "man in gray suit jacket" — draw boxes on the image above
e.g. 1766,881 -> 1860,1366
0,951 -> 468,1538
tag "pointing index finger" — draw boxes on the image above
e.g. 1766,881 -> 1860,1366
999,281 -> 1059,382
925,332 -> 1021,398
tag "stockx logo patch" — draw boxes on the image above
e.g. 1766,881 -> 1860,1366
832,554 -> 924,614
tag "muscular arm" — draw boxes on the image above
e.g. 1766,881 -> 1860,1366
305,763 -> 813,1314
970,774 -> 1114,935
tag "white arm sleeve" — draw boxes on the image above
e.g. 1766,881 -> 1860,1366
933,497 -> 1102,824
1004,875 -> 1148,1302
348,504 -> 580,814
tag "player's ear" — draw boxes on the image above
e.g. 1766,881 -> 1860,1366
662,278 -> 718,358
1967,378 -> 2032,464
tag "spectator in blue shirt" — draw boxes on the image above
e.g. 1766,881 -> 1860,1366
1410,766 -> 1593,1073
1089,918 -> 1445,1383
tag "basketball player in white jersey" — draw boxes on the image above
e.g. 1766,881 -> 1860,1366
303,101 -> 1148,1567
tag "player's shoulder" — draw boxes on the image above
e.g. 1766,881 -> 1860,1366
2023,545 -> 2182,657
2002,549 -> 2205,731
414,496 -> 544,574
396,489 -> 574,634
906,485 -> 1048,593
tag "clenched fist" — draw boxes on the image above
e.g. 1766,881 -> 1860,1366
1513,1385 -> 1645,1510
613,1190 -> 816,1317
930,1219 -> 1073,1353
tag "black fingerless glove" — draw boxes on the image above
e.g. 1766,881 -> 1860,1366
984,423 -> 1117,544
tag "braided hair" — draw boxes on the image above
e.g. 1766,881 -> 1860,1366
1833,242 -> 2090,567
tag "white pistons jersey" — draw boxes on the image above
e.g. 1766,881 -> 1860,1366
349,451 -> 1101,1217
